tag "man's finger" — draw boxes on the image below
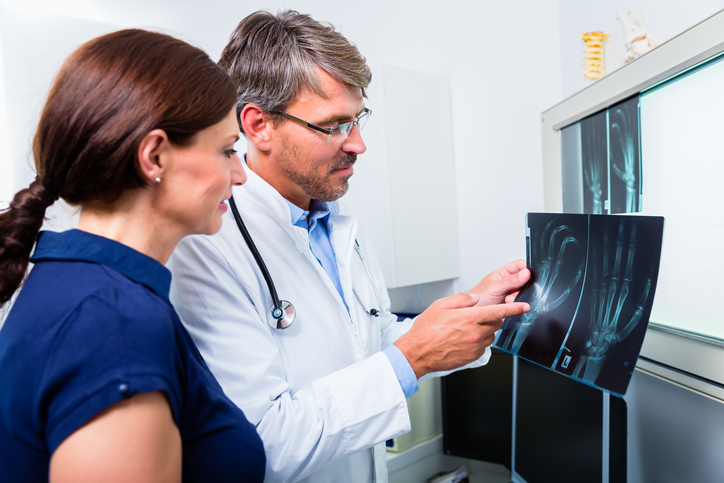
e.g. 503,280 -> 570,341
492,301 -> 530,320
494,259 -> 527,279
486,268 -> 530,299
435,292 -> 480,310
468,301 -> 530,323
481,332 -> 497,347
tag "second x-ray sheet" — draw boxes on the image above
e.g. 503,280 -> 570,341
581,110 -> 609,214
495,212 -> 665,396
562,96 -> 642,215
609,96 -> 642,213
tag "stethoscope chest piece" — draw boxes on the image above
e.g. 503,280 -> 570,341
229,193 -> 379,331
267,300 -> 295,330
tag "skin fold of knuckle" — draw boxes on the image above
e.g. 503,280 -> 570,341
465,331 -> 483,345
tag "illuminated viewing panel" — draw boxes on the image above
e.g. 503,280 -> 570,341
638,54 -> 724,342
557,51 -> 724,344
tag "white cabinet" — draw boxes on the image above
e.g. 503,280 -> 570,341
345,65 -> 459,289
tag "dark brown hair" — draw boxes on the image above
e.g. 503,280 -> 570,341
219,10 -> 372,134
0,29 -> 236,304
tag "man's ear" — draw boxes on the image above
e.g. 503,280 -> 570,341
241,104 -> 273,151
137,129 -> 171,183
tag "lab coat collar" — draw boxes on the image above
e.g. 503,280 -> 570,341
31,229 -> 172,299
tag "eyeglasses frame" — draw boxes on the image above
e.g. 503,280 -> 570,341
272,107 -> 372,143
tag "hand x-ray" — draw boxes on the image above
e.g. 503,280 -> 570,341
582,111 -> 608,214
495,212 -> 665,396
562,96 -> 642,215
609,98 -> 641,213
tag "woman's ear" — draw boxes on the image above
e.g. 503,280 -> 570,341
137,129 -> 170,183
241,104 -> 273,151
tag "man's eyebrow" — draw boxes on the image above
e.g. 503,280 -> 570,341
317,107 -> 366,126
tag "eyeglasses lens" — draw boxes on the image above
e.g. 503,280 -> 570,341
327,110 -> 371,143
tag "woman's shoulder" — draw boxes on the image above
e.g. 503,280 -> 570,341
1,259 -> 186,456
43,261 -> 181,375
10,258 -> 183,402
71,278 -> 176,344
25,258 -> 176,332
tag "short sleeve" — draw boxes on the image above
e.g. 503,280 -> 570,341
42,287 -> 183,453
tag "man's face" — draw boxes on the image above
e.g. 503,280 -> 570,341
269,68 -> 367,209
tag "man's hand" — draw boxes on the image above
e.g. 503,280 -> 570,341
394,292 -> 529,379
468,259 -> 531,306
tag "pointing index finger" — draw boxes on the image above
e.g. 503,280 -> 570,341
469,301 -> 530,324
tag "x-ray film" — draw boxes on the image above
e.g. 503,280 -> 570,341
495,212 -> 665,396
581,111 -> 609,214
609,96 -> 642,214
563,95 -> 643,215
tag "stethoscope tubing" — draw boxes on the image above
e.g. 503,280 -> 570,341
354,239 -> 381,317
228,195 -> 284,318
229,194 -> 382,327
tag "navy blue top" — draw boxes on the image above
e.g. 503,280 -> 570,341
0,230 -> 265,482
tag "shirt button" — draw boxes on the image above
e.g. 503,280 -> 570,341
118,383 -> 130,397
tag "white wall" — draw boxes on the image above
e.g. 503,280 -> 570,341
557,0 -> 723,101
4,1 -> 719,309
0,0 -> 562,312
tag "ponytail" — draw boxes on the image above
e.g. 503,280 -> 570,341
0,177 -> 58,304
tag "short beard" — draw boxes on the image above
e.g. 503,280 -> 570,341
279,139 -> 357,202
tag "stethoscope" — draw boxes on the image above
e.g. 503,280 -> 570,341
228,195 -> 383,330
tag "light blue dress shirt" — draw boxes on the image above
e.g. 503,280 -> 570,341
284,199 -> 418,398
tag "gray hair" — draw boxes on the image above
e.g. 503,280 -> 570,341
219,10 -> 372,134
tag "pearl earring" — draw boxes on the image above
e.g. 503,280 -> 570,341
155,177 -> 161,183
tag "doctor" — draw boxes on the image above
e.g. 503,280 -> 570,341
169,9 -> 530,483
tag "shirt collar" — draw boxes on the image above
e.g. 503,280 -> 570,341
283,198 -> 331,230
285,199 -> 307,227
31,229 -> 172,299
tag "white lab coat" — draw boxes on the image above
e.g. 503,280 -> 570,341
169,167 -> 414,483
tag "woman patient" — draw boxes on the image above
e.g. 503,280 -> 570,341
0,29 -> 264,482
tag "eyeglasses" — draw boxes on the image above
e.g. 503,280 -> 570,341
273,108 -> 372,143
